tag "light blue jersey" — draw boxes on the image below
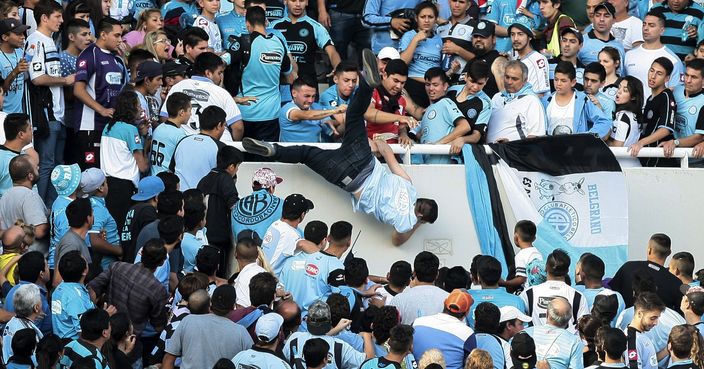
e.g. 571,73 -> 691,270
595,91 -> 616,119
485,1 -> 533,52
150,121 -> 186,175
361,0 -> 423,53
0,49 -> 25,113
574,286 -> 625,326
319,84 -> 352,109
467,288 -> 526,328
279,101 -> 327,143
216,11 -> 247,49
578,31 -> 625,74
49,196 -> 73,269
132,0 -> 156,18
626,328 -> 658,369
650,2 -> 704,60
51,282 -> 94,339
398,30 -> 442,78
283,332 -> 366,369
352,159 -> 418,234
279,251 -> 344,312
2,317 -> 42,364
161,0 -> 198,20
180,232 -> 203,274
673,86 -> 704,139
88,196 -> 120,270
238,32 -> 292,122
474,333 -> 506,369
524,325 -> 584,369
60,339 -> 109,369
5,282 -> 51,335
231,189 -> 284,240
616,307 -> 685,355
0,146 -> 20,198
172,134 -> 220,190
418,97 -> 464,164
232,347 -> 292,369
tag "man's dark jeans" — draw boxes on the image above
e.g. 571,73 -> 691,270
272,79 -> 374,190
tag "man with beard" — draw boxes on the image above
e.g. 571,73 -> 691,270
510,18 -> 550,96
0,155 -> 48,243
469,20 -> 504,98
625,292 -> 664,369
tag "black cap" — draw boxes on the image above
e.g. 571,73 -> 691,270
162,59 -> 189,77
211,285 -> 237,312
472,20 -> 496,38
327,268 -> 346,287
135,60 -> 163,83
283,194 -> 314,219
560,27 -> 583,43
594,2 -> 616,17
0,19 -> 29,36
236,229 -> 262,246
511,332 -> 537,369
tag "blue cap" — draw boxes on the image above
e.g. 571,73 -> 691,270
131,176 -> 165,201
51,164 -> 82,196
508,16 -> 534,38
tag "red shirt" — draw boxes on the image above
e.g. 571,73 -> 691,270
366,88 -> 407,144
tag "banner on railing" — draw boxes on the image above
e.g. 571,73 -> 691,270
462,134 -> 628,279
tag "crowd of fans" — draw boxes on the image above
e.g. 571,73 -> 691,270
0,0 -> 702,367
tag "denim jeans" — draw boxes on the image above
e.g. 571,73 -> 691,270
273,78 -> 374,189
35,120 -> 66,207
329,10 -> 371,62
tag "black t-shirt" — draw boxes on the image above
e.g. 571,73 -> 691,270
264,0 -> 285,22
474,49 -> 501,98
608,260 -> 684,313
273,18 -> 334,80
447,89 -> 488,144
120,203 -> 158,263
640,89 -> 676,166
668,362 -> 701,369
328,0 -> 364,14
197,170 -> 239,245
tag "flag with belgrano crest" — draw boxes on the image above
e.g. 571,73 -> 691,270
462,134 -> 628,280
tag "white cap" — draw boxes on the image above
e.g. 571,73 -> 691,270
255,313 -> 284,342
499,306 -> 531,323
377,47 -> 401,60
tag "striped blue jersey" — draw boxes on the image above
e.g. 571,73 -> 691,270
232,347 -> 292,369
573,286 -> 625,326
474,333 -> 507,369
216,11 -> 247,49
524,324 -> 584,369
361,0 -> 423,53
278,251 -> 344,312
418,97 -> 464,164
578,31 -> 626,74
649,2 -> 704,60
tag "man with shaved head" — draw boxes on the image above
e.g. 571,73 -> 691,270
0,225 -> 25,284
0,155 -> 48,244
524,297 -> 584,369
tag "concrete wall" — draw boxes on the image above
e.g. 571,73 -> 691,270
236,163 -> 704,275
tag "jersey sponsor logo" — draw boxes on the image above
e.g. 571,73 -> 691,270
394,187 -> 411,215
305,263 -> 319,276
259,51 -> 284,64
287,41 -> 308,54
78,60 -> 87,68
299,28 -> 309,37
428,109 -> 437,119
628,349 -> 638,360
32,62 -> 42,71
105,72 -> 123,85
85,152 -> 95,164
536,58 -> 545,69
198,17 -> 208,26
467,108 -> 477,119
134,134 -> 141,144
182,88 -> 210,102
234,193 -> 282,225
689,106 -> 698,115
538,200 -> 579,240
537,296 -> 554,309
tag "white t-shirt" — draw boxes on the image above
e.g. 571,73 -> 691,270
517,50 -> 550,94
488,92 -> 547,142
514,247 -> 543,278
611,16 -> 644,51
519,280 -> 590,333
26,31 -> 64,122
612,110 -> 641,146
160,76 -> 242,142
624,45 -> 684,101
194,15 -> 223,53
261,220 -> 301,276
234,262 -> 267,307
546,93 -> 576,135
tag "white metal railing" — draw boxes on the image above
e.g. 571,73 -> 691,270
228,143 -> 697,168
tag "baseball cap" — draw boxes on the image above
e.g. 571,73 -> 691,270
377,47 -> 401,61
444,289 -> 473,314
560,27 -> 583,44
499,306 -> 531,323
162,59 -> 189,77
135,60 -> 163,83
211,285 -> 237,312
255,313 -> 284,342
79,167 -> 106,197
0,19 -> 29,36
51,164 -> 82,197
327,268 -> 346,287
511,332 -> 537,369
131,176 -> 165,201
283,194 -> 314,218
507,17 -> 534,38
307,300 -> 332,335
594,2 -> 616,17
253,167 -> 283,189
472,20 -> 496,38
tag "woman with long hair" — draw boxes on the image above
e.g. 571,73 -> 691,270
123,9 -> 163,48
100,90 -> 150,232
668,324 -> 704,369
609,76 -> 643,147
137,30 -> 172,62
598,47 -> 621,99
399,1 -> 443,108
